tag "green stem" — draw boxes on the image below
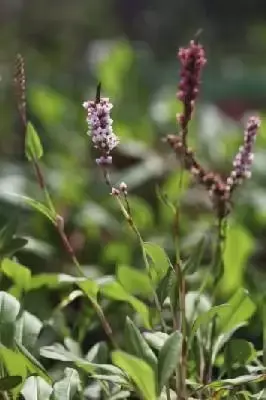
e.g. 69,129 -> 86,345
115,195 -> 168,332
31,159 -> 117,348
204,217 -> 227,383
175,261 -> 187,400
173,168 -> 187,399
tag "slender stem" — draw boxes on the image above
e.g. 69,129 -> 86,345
103,168 -> 168,332
16,61 -> 117,348
30,159 -> 117,348
175,261 -> 187,400
116,194 -> 168,332
173,166 -> 187,399
204,217 -> 227,383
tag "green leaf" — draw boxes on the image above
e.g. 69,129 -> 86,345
0,376 -> 22,391
25,122 -> 43,161
15,339 -> 51,382
112,350 -> 156,400
7,194 -> 56,223
157,331 -> 182,393
21,376 -> 53,400
78,279 -> 99,303
0,347 -> 27,396
220,223 -> 254,293
58,290 -> 83,310
100,280 -> 151,328
205,374 -> 266,389
85,341 -> 108,364
117,265 -> 153,296
40,343 -> 78,362
124,317 -> 157,371
157,267 -> 176,306
212,323 -> 247,364
15,311 -> 43,350
143,332 -> 169,351
191,304 -> 230,337
224,339 -> 256,366
41,343 -> 125,377
143,243 -> 170,284
29,274 -> 59,289
217,288 -> 256,334
0,291 -> 20,346
53,368 -> 81,400
90,374 -> 129,385
0,291 -> 20,324
1,258 -> 31,292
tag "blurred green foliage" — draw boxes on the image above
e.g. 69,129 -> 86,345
0,1 -> 266,398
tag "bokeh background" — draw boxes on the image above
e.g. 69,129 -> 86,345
1,0 -> 266,350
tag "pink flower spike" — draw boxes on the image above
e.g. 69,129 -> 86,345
226,116 -> 260,191
83,97 -> 119,165
177,39 -> 206,135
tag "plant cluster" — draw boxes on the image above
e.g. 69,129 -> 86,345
0,36 -> 265,400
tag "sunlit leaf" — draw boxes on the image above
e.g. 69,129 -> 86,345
21,376 -> 53,400
157,331 -> 182,393
191,304 -> 229,337
90,374 -> 129,385
143,332 -> 169,351
6,194 -> 56,223
117,265 -> 153,296
53,368 -> 81,400
100,280 -> 151,328
15,311 -> 43,350
112,350 -> 156,400
25,122 -> 43,161
40,343 -> 78,362
220,223 -> 254,293
217,288 -> 256,334
85,341 -> 108,364
41,343 -> 125,377
15,339 -> 50,382
0,291 -> 20,324
143,242 -> 170,285
78,279 -> 99,303
0,347 -> 27,396
124,317 -> 157,371
1,258 -> 31,292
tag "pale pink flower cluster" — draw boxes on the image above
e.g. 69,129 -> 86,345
226,116 -> 261,191
83,98 -> 119,165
